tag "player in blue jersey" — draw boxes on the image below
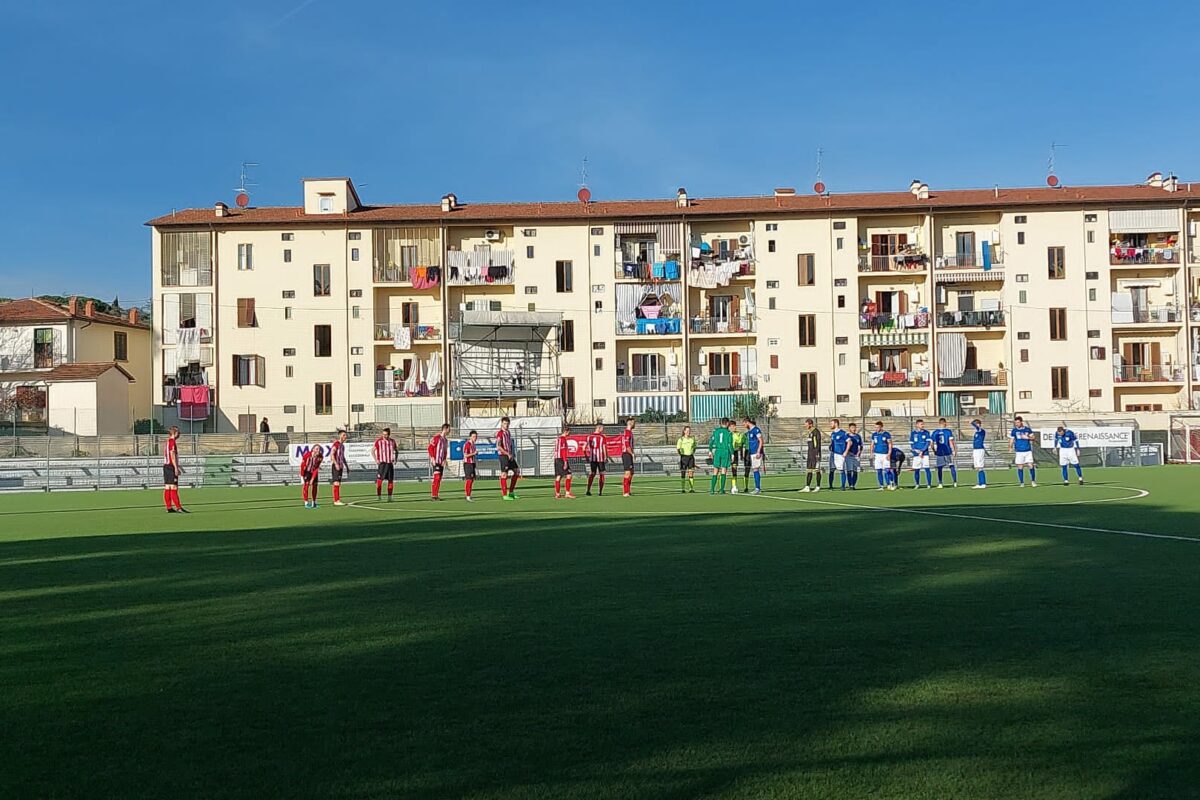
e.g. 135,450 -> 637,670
909,419 -> 933,488
744,417 -> 765,495
845,422 -> 863,489
828,419 -> 850,490
1055,425 -> 1084,485
931,417 -> 957,488
870,420 -> 895,490
1009,415 -> 1037,487
969,418 -> 988,489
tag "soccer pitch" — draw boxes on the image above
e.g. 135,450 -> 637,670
2,467 -> 1199,799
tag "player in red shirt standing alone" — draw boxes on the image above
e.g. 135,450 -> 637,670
301,445 -> 325,509
554,429 -> 576,499
428,423 -> 450,500
585,422 -> 607,496
373,427 -> 397,501
496,416 -> 520,501
621,417 -> 636,497
162,426 -> 187,513
462,430 -> 478,502
330,428 -> 348,506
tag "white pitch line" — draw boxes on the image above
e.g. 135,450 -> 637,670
752,487 -> 1200,544
343,500 -> 747,518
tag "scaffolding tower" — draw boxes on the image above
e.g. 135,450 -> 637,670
449,311 -> 562,422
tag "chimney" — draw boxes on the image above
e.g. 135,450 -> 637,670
1146,172 -> 1164,188
214,202 -> 228,217
84,300 -> 95,318
676,187 -> 688,208
910,179 -> 923,195
128,308 -> 139,325
441,193 -> 458,212
1164,174 -> 1179,193
67,296 -> 78,316
916,183 -> 930,201
773,187 -> 796,198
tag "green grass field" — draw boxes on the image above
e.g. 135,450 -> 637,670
2,467 -> 1199,799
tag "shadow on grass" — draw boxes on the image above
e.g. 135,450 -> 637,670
0,497 -> 1198,799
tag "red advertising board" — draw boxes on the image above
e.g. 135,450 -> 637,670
562,434 -> 625,459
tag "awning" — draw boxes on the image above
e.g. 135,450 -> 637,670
618,394 -> 684,417
1109,208 -> 1178,233
689,393 -> 752,422
615,221 -> 682,252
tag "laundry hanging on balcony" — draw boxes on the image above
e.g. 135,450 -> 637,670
176,327 -> 201,363
425,352 -> 441,390
393,326 -> 411,350
936,333 -> 967,380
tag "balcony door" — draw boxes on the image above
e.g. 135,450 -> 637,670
708,351 -> 739,390
955,232 -> 976,266
1130,287 -> 1150,321
33,328 -> 55,368
632,353 -> 665,390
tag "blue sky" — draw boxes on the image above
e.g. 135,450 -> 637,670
1,0 -> 1197,302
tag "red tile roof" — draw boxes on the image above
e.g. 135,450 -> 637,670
1,362 -> 135,382
0,298 -> 148,330
147,182 -> 1200,228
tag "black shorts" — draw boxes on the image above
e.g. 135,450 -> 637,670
891,456 -> 906,469
621,453 -> 634,471
680,454 -> 696,470
331,467 -> 345,483
162,465 -> 177,485
554,459 -> 572,477
589,460 -> 606,474
432,463 -> 445,475
742,450 -> 751,467
301,469 -> 318,484
806,450 -> 819,470
376,463 -> 394,482
463,462 -> 477,480
499,455 -> 520,475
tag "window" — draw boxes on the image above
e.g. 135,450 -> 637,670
1084,213 -> 1097,223
766,280 -> 780,289
525,286 -> 538,295
315,382 -> 333,414
1049,308 -> 1067,340
284,249 -> 292,263
833,221 -> 847,230
348,232 -> 361,241
353,363 -> 362,377
1048,246 -> 1066,279
237,414 -> 257,434
594,244 -> 601,257
319,196 -> 333,213
351,306 -> 360,319
1086,271 -> 1099,280
351,247 -> 360,261
765,223 -> 778,232
489,301 -> 501,312
1089,389 -> 1102,398
1020,349 -> 1029,363
349,289 -> 362,298
1086,230 -> 1095,244
555,260 -> 573,292
836,237 -> 844,250
350,346 -> 364,356
798,314 -> 816,346
1051,367 -> 1069,400
590,227 -> 604,236
113,331 -> 128,361
282,290 -> 295,299
400,302 -> 419,325
236,298 -> 257,327
283,348 -> 296,356
1090,346 -> 1107,360
558,319 -> 575,352
834,278 -> 847,287
594,301 -> 603,312
522,228 -> 537,237
1018,290 -> 1027,304
313,264 -> 331,296
1015,274 -> 1029,283
314,325 -> 332,357
1087,329 -> 1100,339
593,398 -> 607,407
285,366 -> 294,378
232,355 -> 266,387
1125,403 -> 1163,412
1017,231 -> 1025,245
1019,390 -> 1032,400
768,240 -> 776,253
526,246 -> 535,259
1018,332 -> 1030,340
797,254 -> 816,286
284,306 -> 292,320
282,233 -> 294,241
237,243 -> 253,270
1088,288 -> 1096,302
837,294 -> 845,308
560,377 -> 576,409
768,338 -> 780,346
834,336 -> 848,346
1014,215 -> 1027,224
838,353 -> 846,366
836,394 -> 850,403
594,357 -> 603,370
593,341 -> 606,350
770,354 -> 779,369
351,403 -> 365,413
768,298 -> 776,310
799,373 -> 818,404
527,303 -> 536,312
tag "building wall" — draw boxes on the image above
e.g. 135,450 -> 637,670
47,380 -> 99,436
72,320 -> 151,422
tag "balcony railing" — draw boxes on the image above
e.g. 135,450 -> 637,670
446,250 -> 515,285
374,323 -> 443,342
935,249 -> 1005,269
859,312 -> 931,331
1113,365 -> 1185,383
0,350 -> 66,372
1110,246 -> 1180,266
617,375 -> 685,392
1111,305 -> 1183,325
615,260 -> 684,281
938,368 -> 1008,387
936,309 -> 1006,328
858,250 -> 929,272
616,316 -> 683,336
690,316 -> 755,334
694,375 -> 758,392
375,380 -> 444,399
862,369 -> 932,389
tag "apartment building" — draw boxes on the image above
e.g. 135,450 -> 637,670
0,297 -> 151,434
147,175 -> 1200,433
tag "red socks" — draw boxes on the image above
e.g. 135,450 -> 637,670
169,488 -> 182,509
554,477 -> 561,495
623,476 -> 632,495
464,478 -> 473,498
332,484 -> 341,502
302,484 -> 309,502
164,488 -> 172,510
375,479 -> 382,497
387,481 -> 394,498
510,475 -> 519,494
499,475 -> 508,496
586,474 -> 595,492
431,473 -> 442,498
564,476 -> 572,494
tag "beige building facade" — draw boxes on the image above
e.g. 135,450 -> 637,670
147,176 -> 1200,432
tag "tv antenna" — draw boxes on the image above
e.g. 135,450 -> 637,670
813,147 -> 826,194
234,161 -> 259,207
1046,142 -> 1066,187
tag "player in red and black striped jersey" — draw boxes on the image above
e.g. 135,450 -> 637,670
621,417 -> 636,497
330,429 -> 348,506
301,445 -> 325,508
554,430 -> 576,499
496,416 -> 520,500
428,423 -> 450,500
373,427 -> 397,501
462,430 -> 478,501
585,422 -> 607,496
162,426 -> 187,513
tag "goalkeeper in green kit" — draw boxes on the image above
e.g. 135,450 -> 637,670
708,418 -> 734,494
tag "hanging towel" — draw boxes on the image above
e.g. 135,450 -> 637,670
394,326 -> 412,350
937,333 -> 967,379
176,328 -> 200,363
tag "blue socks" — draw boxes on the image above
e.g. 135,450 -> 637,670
877,469 -> 886,487
977,470 -> 986,486
1074,465 -> 1083,478
949,466 -> 957,483
924,468 -> 932,486
1061,465 -> 1069,481
753,472 -> 761,490
1017,468 -> 1025,485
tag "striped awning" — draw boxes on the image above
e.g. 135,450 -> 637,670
689,393 -> 751,422
935,269 -> 1004,283
614,221 -> 682,252
618,394 -> 684,417
1109,208 -> 1178,233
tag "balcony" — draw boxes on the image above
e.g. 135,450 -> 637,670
615,316 -> 683,336
617,375 -> 685,392
858,249 -> 929,273
936,309 -> 1006,328
1111,305 -> 1183,326
375,380 -> 444,399
935,250 -> 1005,270
1113,364 -> 1186,383
862,369 -> 932,389
1110,245 -> 1181,266
690,316 -> 755,335
859,312 -> 931,331
616,260 -> 685,281
374,323 -> 443,343
694,375 -> 758,392
938,368 -> 1008,387
0,349 -> 66,372
446,250 -> 515,285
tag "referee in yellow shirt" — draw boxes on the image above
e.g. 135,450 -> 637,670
676,426 -> 697,493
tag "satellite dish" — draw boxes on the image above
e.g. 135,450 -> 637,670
813,182 -> 826,194
577,187 -> 592,203
1046,175 -> 1060,188
235,192 -> 250,208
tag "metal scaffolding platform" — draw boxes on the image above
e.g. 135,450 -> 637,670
449,311 -> 562,412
